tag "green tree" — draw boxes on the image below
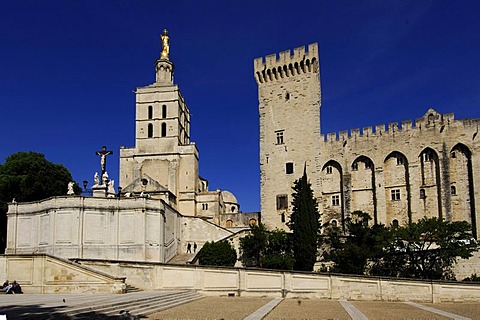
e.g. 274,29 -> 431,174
197,240 -> 237,267
324,211 -> 390,275
239,223 -> 268,267
287,168 -> 320,271
240,224 -> 294,270
0,152 -> 79,253
378,217 -> 479,280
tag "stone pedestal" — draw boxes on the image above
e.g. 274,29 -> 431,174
92,184 -> 108,197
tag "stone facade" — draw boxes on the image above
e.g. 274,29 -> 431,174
119,37 -> 259,228
256,43 -> 480,237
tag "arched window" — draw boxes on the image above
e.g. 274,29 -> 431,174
147,123 -> 153,138
161,123 -> 167,137
420,188 -> 426,199
231,206 -> 236,213
330,219 -> 338,228
225,220 -> 234,228
392,219 -> 399,228
249,219 -> 257,226
451,185 -> 457,195
162,105 -> 167,118
148,105 -> 153,119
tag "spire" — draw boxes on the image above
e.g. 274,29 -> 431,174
155,29 -> 174,84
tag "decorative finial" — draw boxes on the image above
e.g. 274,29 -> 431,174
161,29 -> 170,60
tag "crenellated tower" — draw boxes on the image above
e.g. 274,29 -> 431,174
254,43 -> 322,230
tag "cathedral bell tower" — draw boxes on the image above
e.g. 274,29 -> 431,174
119,30 -> 198,215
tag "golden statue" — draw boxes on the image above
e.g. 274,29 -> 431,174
161,29 -> 169,59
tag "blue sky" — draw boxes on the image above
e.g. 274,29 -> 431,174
1,1 -> 479,213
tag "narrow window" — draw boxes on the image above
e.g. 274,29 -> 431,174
391,189 -> 401,201
392,219 -> 399,228
420,188 -> 426,199
285,92 -> 290,100
451,152 -> 456,158
286,162 -> 294,174
352,162 -> 358,171
148,105 -> 153,119
162,104 -> 167,118
276,130 -> 284,145
326,166 -> 333,174
423,152 -> 432,162
396,157 -> 404,166
161,123 -> 167,137
365,161 -> 372,169
202,203 -> 209,210
281,213 -> 285,223
276,194 -> 288,210
148,123 -> 153,138
231,206 -> 236,213
331,219 -> 338,228
451,185 -> 457,195
331,195 -> 340,206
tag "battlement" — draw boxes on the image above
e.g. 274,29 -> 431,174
321,110 -> 460,143
254,43 -> 319,84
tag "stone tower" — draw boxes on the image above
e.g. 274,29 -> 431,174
254,43 -> 322,230
119,30 -> 199,215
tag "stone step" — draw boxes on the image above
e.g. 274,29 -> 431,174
66,291 -> 201,319
132,292 -> 203,317
125,284 -> 142,293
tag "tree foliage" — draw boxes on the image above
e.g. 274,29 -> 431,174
287,169 -> 321,271
371,217 -> 478,280
239,224 -> 293,270
324,212 -> 479,280
323,211 -> 390,274
197,240 -> 237,267
0,152 -> 79,253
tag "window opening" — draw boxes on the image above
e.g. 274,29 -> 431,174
326,166 -> 333,174
276,130 -> 284,145
420,188 -> 426,199
286,162 -> 294,174
392,219 -> 399,228
276,194 -> 288,210
451,185 -> 457,195
148,123 -> 153,138
352,162 -> 358,171
148,105 -> 153,119
161,123 -> 167,137
332,195 -> 340,206
391,189 -> 401,201
162,104 -> 167,118
396,157 -> 404,166
330,219 -> 338,228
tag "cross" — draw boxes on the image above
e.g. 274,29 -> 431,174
95,146 -> 113,176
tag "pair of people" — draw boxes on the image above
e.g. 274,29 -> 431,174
2,280 -> 22,294
187,242 -> 197,253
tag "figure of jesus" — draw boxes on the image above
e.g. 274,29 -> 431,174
95,146 -> 113,175
161,29 -> 169,59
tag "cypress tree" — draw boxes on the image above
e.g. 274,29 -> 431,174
287,166 -> 320,271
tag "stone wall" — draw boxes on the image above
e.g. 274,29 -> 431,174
77,258 -> 480,302
0,254 -> 125,294
256,43 -> 480,238
6,196 -> 179,263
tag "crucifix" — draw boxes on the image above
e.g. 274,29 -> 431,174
95,146 -> 113,176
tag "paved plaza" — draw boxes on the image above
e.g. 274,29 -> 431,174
1,292 -> 478,319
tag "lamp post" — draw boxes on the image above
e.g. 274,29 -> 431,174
83,180 -> 88,191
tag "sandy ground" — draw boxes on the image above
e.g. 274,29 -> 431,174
148,297 -> 480,320
148,296 -> 272,320
264,298 -> 351,320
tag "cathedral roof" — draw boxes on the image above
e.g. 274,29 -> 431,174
221,190 -> 238,204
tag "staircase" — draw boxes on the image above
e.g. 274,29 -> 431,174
168,253 -> 195,264
126,284 -> 142,293
19,290 -> 203,320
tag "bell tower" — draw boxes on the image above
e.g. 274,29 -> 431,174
119,30 -> 198,215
